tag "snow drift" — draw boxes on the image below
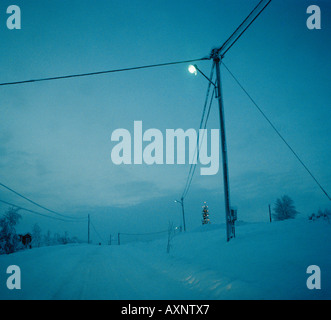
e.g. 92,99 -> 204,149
0,218 -> 330,300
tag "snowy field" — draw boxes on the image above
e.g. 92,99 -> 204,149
0,218 -> 330,300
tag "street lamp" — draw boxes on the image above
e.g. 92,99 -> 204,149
188,64 -> 197,75
174,198 -> 186,232
188,64 -> 217,90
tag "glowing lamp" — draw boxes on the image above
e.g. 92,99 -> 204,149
188,65 -> 197,75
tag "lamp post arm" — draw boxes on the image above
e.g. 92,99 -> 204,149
194,64 -> 216,88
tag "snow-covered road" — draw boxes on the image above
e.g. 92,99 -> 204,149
1,219 -> 330,300
0,244 -> 210,300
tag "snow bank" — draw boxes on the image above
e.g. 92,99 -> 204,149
0,219 -> 330,300
126,219 -> 331,299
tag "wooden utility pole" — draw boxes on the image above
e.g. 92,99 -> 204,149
174,198 -> 186,232
214,55 -> 234,242
188,1 -> 272,242
269,204 -> 272,223
88,214 -> 90,244
180,197 -> 186,232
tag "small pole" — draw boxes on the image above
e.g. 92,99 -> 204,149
269,204 -> 272,223
88,214 -> 90,244
181,197 -> 186,232
118,233 -> 120,246
109,234 -> 112,246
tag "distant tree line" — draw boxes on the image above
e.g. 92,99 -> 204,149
308,208 -> 331,222
272,194 -> 330,223
0,207 -> 82,255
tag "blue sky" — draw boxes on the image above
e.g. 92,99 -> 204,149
0,0 -> 330,242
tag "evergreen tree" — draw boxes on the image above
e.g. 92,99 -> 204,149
202,202 -> 210,225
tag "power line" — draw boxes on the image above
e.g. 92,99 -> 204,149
181,64 -> 216,199
182,90 -> 216,200
90,220 -> 105,243
217,0 -> 272,58
0,182 -> 86,220
222,61 -> 331,201
0,199 -> 87,222
0,57 -> 209,87
219,0 -> 265,54
181,66 -> 214,199
182,87 -> 215,199
181,0 -> 272,200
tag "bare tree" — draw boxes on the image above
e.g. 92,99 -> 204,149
53,233 -> 61,245
63,231 -> 69,244
273,195 -> 299,221
32,223 -> 42,248
44,230 -> 52,246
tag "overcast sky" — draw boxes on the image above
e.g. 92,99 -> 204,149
0,0 -> 330,242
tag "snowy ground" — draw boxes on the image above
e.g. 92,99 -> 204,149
0,218 -> 330,300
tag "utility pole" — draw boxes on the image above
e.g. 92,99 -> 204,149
88,214 -> 90,244
175,198 -> 186,232
269,204 -> 272,223
188,1 -> 272,241
213,53 -> 234,242
181,197 -> 186,232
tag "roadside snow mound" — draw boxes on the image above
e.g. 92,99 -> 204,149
0,219 -> 330,299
